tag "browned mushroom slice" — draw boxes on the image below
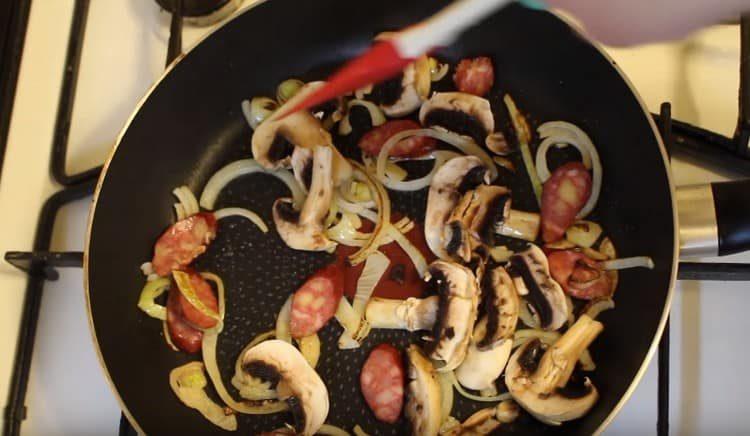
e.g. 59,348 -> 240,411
419,92 -> 495,146
241,340 -> 329,435
405,345 -> 443,436
508,245 -> 568,331
505,315 -> 602,425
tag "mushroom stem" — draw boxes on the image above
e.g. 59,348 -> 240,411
365,296 -> 438,331
532,315 -> 603,392
497,209 -> 540,242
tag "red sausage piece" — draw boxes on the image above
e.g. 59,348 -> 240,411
360,343 -> 405,424
358,120 -> 436,158
166,288 -> 203,353
453,57 -> 495,97
541,162 -> 592,243
290,263 -> 344,338
176,271 -> 219,330
548,250 -> 612,300
152,212 -> 217,276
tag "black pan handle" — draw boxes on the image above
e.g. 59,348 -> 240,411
677,179 -> 750,256
736,14 -> 750,156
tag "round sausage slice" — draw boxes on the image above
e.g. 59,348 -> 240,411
548,250 -> 612,300
360,343 -> 405,424
541,162 -> 592,243
453,57 -> 495,97
152,212 -> 217,276
166,288 -> 203,353
290,263 -> 344,338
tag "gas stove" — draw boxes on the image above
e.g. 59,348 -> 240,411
1,1 -> 750,435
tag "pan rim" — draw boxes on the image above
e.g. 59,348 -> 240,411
82,3 -> 678,434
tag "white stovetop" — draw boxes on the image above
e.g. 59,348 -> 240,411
0,1 -> 749,435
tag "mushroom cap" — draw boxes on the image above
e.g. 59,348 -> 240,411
273,146 -> 335,251
509,244 -> 568,331
426,260 -> 480,371
445,184 -> 511,262
406,345 -> 443,436
419,92 -> 495,144
425,156 -> 489,260
291,146 -> 313,192
454,317 -> 513,391
241,340 -> 329,435
252,82 -> 351,185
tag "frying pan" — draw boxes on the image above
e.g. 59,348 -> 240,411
84,0 -> 746,433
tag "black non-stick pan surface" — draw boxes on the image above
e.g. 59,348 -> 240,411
85,0 -> 676,434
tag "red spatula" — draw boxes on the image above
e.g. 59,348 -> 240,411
278,0 -> 544,118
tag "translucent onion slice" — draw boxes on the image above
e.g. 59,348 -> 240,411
348,162 -> 391,266
137,278 -> 170,320
275,295 -> 293,343
600,256 -> 654,271
241,97 -> 278,130
352,251 -> 390,316
376,129 -> 497,189
536,121 -> 603,219
214,207 -> 268,233
296,334 -> 321,368
174,202 -> 187,221
199,159 -> 305,211
369,150 -> 460,192
582,298 -> 615,320
335,194 -> 378,223
512,329 -> 596,371
339,99 -> 387,135
448,371 -> 512,402
173,186 -> 200,217
386,224 -> 428,277
172,271 -> 220,321
429,57 -> 450,81
504,95 -> 541,205
170,362 -> 238,431
353,425 -> 370,436
437,372 -> 455,424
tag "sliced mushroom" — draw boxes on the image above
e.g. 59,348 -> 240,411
273,146 -> 335,251
252,82 -> 351,185
478,266 -> 519,350
365,296 -> 438,331
444,401 -> 519,436
508,245 -> 568,331
241,339 -> 329,435
445,184 -> 510,262
425,156 -> 489,260
505,315 -> 603,425
368,34 -> 430,117
291,146 -> 313,192
425,260 -> 480,371
497,209 -> 541,242
405,344 -> 443,436
419,92 -> 495,146
454,317 -> 513,391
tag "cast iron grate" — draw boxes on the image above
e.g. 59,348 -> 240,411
3,2 -> 750,435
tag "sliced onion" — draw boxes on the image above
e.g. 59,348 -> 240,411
201,272 -> 287,415
174,202 -> 187,221
449,371 -> 511,402
437,372 -> 455,423
199,159 -> 305,210
296,334 -> 321,368
370,150 -> 460,192
137,278 -> 170,320
169,362 -> 238,431
504,95 -> 541,205
214,207 -> 268,233
355,84 -> 373,100
172,271 -> 220,321
376,129 -> 497,188
335,194 -> 378,223
318,424 -> 351,436
275,295 -> 293,343
173,186 -> 200,216
140,262 -> 154,276
241,97 -> 278,130
348,162 -> 391,266
276,79 -> 305,104
600,256 -> 654,270
162,320 -> 179,351
536,121 -> 602,218
335,297 -> 371,348
535,137 -> 593,181
583,298 -> 615,319
352,251 -> 390,315
386,224 -> 428,277
339,99 -> 387,135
